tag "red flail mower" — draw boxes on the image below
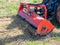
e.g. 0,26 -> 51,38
17,2 -> 55,36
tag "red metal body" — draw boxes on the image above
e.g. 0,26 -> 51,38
18,3 -> 55,35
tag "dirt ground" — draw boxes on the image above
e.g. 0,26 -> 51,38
0,16 -> 60,45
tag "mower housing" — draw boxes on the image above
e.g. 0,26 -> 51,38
17,3 -> 55,36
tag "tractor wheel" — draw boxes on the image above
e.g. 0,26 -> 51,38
43,0 -> 58,21
56,5 -> 60,23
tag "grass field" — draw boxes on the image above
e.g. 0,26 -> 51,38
0,0 -> 42,16
0,0 -> 60,45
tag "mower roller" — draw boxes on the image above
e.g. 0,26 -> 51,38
17,3 -> 55,36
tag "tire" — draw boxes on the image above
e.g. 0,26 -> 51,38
43,0 -> 58,21
56,5 -> 60,23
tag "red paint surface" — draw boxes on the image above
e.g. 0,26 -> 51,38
18,3 -> 55,35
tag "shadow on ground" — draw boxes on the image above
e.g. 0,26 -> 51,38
0,15 -> 60,45
51,18 -> 60,28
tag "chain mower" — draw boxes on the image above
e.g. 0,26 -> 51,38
17,2 -> 55,36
